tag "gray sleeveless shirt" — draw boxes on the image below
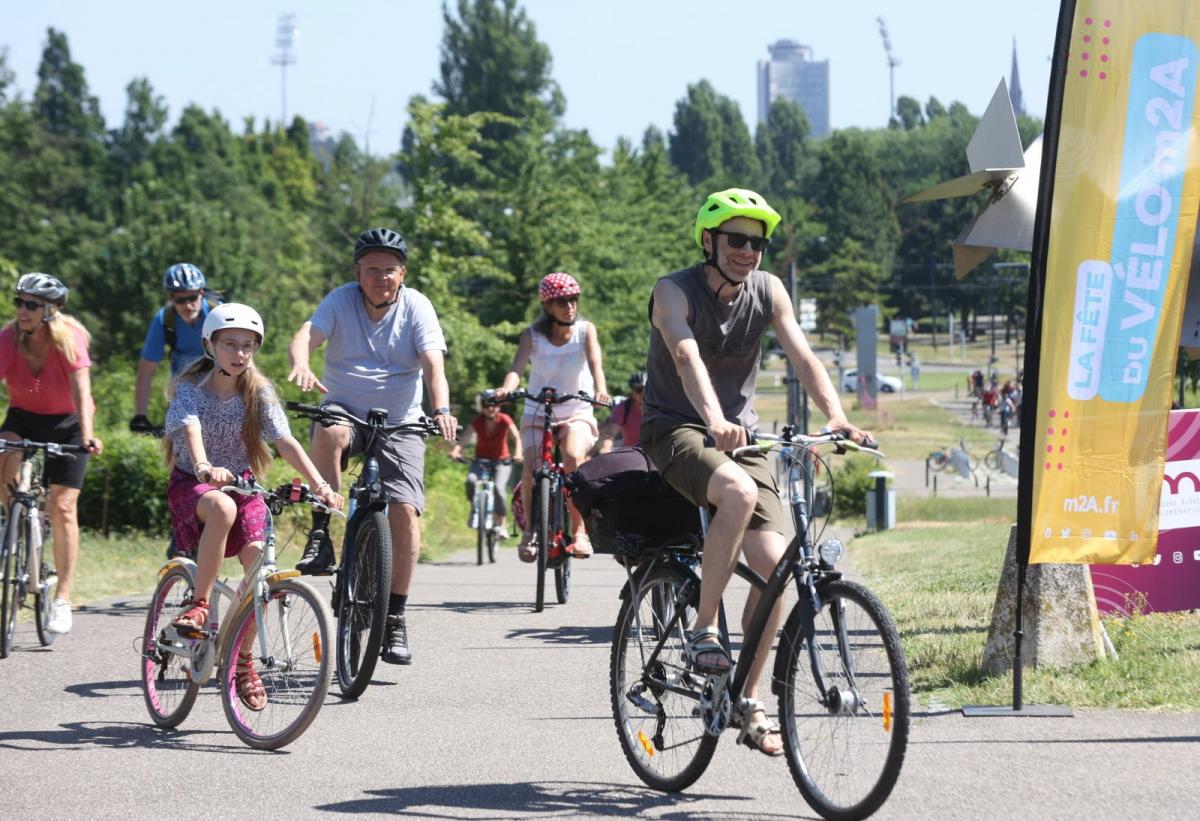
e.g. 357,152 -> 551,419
644,264 -> 775,428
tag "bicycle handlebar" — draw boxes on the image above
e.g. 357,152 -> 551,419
0,439 -> 89,458
733,427 -> 884,460
220,477 -> 347,519
286,401 -> 443,438
506,387 -> 612,409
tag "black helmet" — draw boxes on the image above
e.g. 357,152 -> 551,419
628,371 -> 647,390
354,227 -> 408,262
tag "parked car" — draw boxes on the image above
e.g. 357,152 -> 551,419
841,369 -> 903,393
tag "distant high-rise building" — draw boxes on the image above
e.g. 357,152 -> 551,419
1009,38 -> 1025,117
757,39 -> 830,137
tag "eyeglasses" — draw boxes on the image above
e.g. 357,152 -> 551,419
363,266 -> 403,278
549,295 -> 579,307
219,339 -> 259,355
713,230 -> 770,252
173,293 -> 201,305
13,297 -> 44,312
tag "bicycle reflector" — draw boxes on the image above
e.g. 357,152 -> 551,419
312,632 -> 323,664
637,730 -> 656,757
883,691 -> 893,732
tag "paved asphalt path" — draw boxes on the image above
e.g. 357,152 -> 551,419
2,536 -> 1198,819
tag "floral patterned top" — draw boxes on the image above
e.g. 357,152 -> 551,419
165,379 -> 290,476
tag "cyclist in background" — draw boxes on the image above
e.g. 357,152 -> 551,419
642,189 -> 869,755
450,392 -> 522,540
287,227 -> 456,666
0,273 -> 102,636
598,371 -> 646,453
496,272 -> 609,561
131,263 -> 218,433
164,304 -> 341,710
131,263 -> 220,559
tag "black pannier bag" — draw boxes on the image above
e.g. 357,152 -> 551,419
567,447 -> 702,556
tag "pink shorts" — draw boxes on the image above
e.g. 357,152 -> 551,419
520,415 -> 599,453
168,468 -> 268,559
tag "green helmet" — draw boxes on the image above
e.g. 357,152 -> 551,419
693,188 -> 782,249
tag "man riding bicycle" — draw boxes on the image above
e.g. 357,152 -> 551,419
131,263 -> 219,559
287,227 -> 457,666
641,188 -> 870,756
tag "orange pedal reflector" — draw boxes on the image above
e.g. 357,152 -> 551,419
637,730 -> 656,757
883,691 -> 893,732
312,632 -> 323,663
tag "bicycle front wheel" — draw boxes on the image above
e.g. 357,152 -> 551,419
776,579 -> 910,820
1,506 -> 26,659
221,578 -> 333,750
32,517 -> 57,647
475,494 -> 486,566
984,450 -> 1001,472
555,489 -> 571,604
337,511 -> 392,699
140,566 -> 201,727
534,476 -> 549,613
611,564 -> 717,792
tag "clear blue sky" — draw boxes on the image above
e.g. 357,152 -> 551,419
1,1 -> 1060,154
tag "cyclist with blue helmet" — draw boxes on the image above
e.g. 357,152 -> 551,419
131,263 -> 217,433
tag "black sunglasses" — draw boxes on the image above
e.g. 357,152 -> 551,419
173,293 -> 202,305
713,230 -> 770,252
550,295 -> 579,307
13,297 -> 44,311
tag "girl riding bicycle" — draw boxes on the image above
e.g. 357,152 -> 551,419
496,273 -> 609,560
0,273 -> 101,636
164,304 -> 342,710
449,391 -> 522,539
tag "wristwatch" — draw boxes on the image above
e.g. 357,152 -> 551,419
433,407 -> 451,417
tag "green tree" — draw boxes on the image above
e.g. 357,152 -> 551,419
756,97 -> 811,199
806,131 -> 899,271
895,96 -> 924,130
803,239 -> 887,341
668,80 -> 759,187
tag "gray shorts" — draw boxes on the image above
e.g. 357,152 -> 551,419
318,403 -> 428,514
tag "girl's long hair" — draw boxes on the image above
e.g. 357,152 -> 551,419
531,307 -> 587,340
162,345 -> 277,479
4,310 -> 90,365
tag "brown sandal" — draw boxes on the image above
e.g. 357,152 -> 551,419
171,599 -> 210,637
236,650 -> 268,712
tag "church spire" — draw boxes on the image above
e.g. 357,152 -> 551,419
1009,37 -> 1025,116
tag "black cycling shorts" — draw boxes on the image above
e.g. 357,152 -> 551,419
0,407 -> 90,489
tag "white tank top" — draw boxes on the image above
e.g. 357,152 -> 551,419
523,321 -> 595,424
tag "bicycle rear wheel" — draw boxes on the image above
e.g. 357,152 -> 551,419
1,506 -> 26,659
775,579 -> 910,820
221,578 -> 333,750
336,511 -> 391,699
611,564 -> 717,792
140,566 -> 201,727
534,476 -> 549,612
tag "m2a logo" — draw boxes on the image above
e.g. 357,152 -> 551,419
1062,495 -> 1120,513
1163,471 -> 1200,494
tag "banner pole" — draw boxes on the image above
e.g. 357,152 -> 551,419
964,0 -> 1075,717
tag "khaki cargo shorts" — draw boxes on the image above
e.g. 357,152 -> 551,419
639,417 -> 784,534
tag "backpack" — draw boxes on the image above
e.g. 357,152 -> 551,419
163,289 -> 225,354
567,447 -> 702,556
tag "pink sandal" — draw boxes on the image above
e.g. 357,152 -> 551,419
236,650 -> 268,712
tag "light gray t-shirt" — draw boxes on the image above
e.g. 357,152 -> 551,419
310,283 -> 447,422
165,380 -> 291,476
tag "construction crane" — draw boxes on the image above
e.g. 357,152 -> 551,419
877,16 -> 901,122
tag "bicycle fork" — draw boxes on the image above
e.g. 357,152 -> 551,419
795,572 -> 864,716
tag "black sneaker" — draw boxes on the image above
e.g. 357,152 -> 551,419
295,530 -> 335,575
165,535 -> 192,561
381,614 -> 412,665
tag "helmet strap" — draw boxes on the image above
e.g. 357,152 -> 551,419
551,318 -> 576,327
359,285 -> 400,311
704,240 -> 743,301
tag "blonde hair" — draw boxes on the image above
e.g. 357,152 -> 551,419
6,310 -> 90,366
162,339 -> 277,479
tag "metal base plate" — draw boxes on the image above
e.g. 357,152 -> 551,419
962,704 -> 1074,717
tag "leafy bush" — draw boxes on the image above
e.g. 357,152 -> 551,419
830,455 -> 879,521
78,431 -> 171,536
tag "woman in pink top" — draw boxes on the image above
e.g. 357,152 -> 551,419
0,273 -> 102,636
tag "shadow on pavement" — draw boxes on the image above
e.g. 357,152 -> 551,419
76,599 -> 148,617
918,733 -> 1200,746
64,678 -> 143,699
312,780 -> 795,818
505,625 -> 611,645
423,601 -> 534,615
0,720 -> 263,754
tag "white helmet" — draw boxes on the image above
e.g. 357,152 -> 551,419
201,303 -> 264,358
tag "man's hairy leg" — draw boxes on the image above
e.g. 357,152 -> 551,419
739,528 -> 787,701
695,461 -> 758,631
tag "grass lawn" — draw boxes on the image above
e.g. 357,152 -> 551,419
851,497 -> 1200,710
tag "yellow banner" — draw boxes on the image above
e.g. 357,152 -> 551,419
1031,0 -> 1200,564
